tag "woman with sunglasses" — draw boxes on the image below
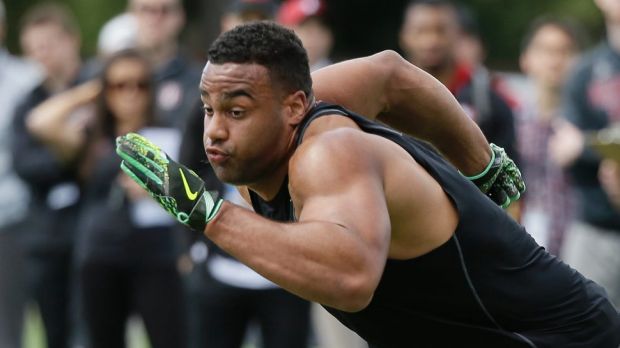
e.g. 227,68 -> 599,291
27,49 -> 186,348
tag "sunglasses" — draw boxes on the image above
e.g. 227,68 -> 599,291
107,80 -> 150,92
133,3 -> 180,16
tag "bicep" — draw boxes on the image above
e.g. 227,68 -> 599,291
290,135 -> 391,261
297,177 -> 391,256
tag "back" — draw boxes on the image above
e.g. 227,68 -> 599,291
297,103 -> 620,348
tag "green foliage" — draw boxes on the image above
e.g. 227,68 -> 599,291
4,0 -> 126,55
457,0 -> 605,69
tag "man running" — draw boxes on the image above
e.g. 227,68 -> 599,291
117,22 -> 620,347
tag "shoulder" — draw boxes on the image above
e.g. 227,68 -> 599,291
5,56 -> 41,89
293,127 -> 378,168
289,127 -> 384,190
567,44 -> 607,84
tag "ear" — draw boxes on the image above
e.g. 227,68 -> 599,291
284,90 -> 308,127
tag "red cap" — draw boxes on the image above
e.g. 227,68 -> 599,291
277,0 -> 325,26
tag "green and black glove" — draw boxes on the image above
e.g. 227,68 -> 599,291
115,132 -> 223,231
465,143 -> 526,209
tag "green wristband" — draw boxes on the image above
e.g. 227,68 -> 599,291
465,146 -> 495,180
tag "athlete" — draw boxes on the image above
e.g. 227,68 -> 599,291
116,22 -> 620,347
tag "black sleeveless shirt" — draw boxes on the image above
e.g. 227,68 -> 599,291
249,102 -> 620,348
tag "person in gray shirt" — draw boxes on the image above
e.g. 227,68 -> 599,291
0,1 -> 41,347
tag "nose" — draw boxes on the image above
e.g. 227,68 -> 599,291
204,112 -> 228,144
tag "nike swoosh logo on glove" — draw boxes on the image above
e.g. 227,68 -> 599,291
179,168 -> 199,200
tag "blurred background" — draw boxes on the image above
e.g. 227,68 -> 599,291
2,0 -> 606,69
2,0 -> 620,348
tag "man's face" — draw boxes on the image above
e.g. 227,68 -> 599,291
521,25 -> 577,90
20,22 -> 79,76
399,4 -> 459,71
130,0 -> 184,50
200,62 -> 295,185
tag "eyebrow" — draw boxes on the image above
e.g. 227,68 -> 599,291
200,88 -> 255,101
223,89 -> 254,101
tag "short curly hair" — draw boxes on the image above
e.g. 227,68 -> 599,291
208,21 -> 312,97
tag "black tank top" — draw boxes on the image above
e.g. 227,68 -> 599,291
249,102 -> 620,348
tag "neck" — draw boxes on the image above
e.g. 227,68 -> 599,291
247,125 -> 303,201
246,162 -> 290,202
44,57 -> 80,93
434,64 -> 456,86
143,41 -> 178,70
534,83 -> 560,121
115,117 -> 146,136
406,55 -> 453,84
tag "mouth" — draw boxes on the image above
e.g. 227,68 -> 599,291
206,147 -> 230,164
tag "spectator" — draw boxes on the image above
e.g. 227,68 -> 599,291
220,0 -> 277,33
129,0 -> 202,130
12,3 -> 87,348
129,2 -> 208,343
453,5 -> 485,70
278,0 -> 333,71
550,0 -> 620,308
0,0 -> 41,347
97,13 -> 138,58
515,17 -> 583,255
27,49 -> 187,348
399,0 -> 518,165
81,12 -> 139,78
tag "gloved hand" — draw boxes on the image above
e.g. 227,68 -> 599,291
465,143 -> 526,208
115,132 -> 222,231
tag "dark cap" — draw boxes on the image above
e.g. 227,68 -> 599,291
230,0 -> 278,19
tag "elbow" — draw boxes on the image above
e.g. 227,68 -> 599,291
25,110 -> 47,138
371,50 -> 403,63
371,50 -> 407,74
331,272 -> 378,313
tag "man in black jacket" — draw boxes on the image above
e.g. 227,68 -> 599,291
12,4 -> 88,348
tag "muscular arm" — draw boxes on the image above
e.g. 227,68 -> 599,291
205,130 -> 390,312
312,50 -> 490,176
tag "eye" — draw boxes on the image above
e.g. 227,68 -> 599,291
203,105 -> 214,117
230,109 -> 245,119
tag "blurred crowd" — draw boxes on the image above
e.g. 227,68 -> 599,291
0,0 -> 619,347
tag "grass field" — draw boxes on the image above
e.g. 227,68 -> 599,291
22,304 -> 151,348
22,305 -> 267,348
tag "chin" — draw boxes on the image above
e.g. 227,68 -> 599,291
214,168 -> 250,186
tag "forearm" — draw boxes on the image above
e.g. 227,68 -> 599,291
379,52 -> 491,175
26,82 -> 98,160
205,201 -> 382,312
313,50 -> 491,175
